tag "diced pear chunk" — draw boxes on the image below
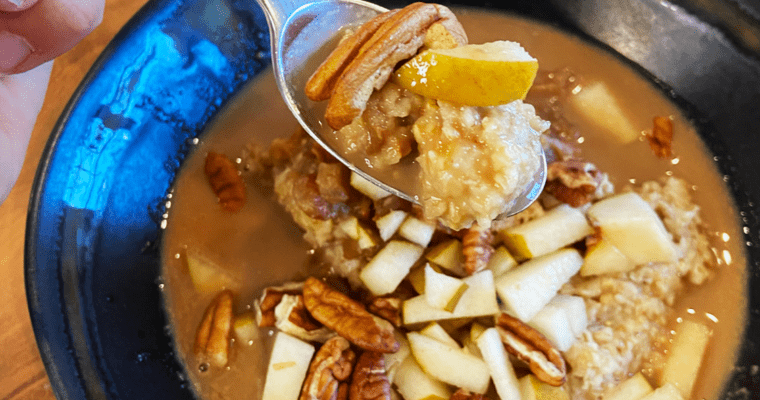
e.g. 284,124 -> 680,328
262,332 -> 315,400
394,357 -> 452,400
232,311 -> 259,344
520,374 -> 570,400
500,204 -> 593,261
408,332 -> 491,394
570,81 -> 641,144
640,383 -> 684,400
404,270 -> 499,325
661,320 -> 711,398
487,246 -> 518,278
527,299 -> 575,351
495,248 -> 583,322
419,322 -> 461,349
399,217 -> 436,247
384,332 -> 411,384
185,249 -> 237,294
360,240 -> 423,296
424,264 -> 469,311
581,237 -> 635,276
376,210 -> 408,242
603,373 -> 653,400
425,239 -> 466,276
350,171 -> 391,200
339,216 -> 377,249
587,192 -> 677,265
550,294 -> 588,336
477,328 -> 522,400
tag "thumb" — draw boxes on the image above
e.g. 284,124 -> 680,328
0,0 -> 104,74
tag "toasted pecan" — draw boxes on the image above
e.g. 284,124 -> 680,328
544,160 -> 611,207
495,313 -> 567,386
324,3 -> 467,129
194,290 -> 234,368
301,336 -> 356,400
205,152 -> 246,212
462,223 -> 494,275
349,351 -> 391,400
304,277 -> 400,353
648,115 -> 673,158
367,296 -> 403,327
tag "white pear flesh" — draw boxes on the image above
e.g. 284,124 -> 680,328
425,239 -> 466,276
261,332 -> 315,400
520,374 -> 571,400
487,246 -> 518,278
570,81 -> 641,144
384,331 -> 411,384
495,248 -> 583,322
408,332 -> 491,394
404,270 -> 499,325
527,299 -> 575,352
376,210 -> 408,242
603,372 -> 653,400
350,171 -> 391,200
661,320 -> 711,398
639,383 -> 684,400
586,192 -> 677,265
476,328 -> 522,400
424,264 -> 469,311
419,322 -> 461,349
394,357 -> 452,400
581,237 -> 635,276
185,249 -> 237,294
399,217 -> 436,247
360,240 -> 423,296
500,204 -> 593,260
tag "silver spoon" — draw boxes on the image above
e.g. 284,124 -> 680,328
255,0 -> 547,215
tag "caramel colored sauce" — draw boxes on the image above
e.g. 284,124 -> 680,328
162,9 -> 747,400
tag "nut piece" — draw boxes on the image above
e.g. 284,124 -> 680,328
544,160 -> 612,207
495,313 -> 567,386
301,336 -> 357,400
254,282 -> 304,327
323,3 -> 467,129
304,277 -> 400,353
367,296 -> 403,327
462,224 -> 494,275
205,151 -> 246,212
648,115 -> 673,158
350,351 -> 391,400
450,388 -> 490,400
254,283 -> 336,343
194,290 -> 234,368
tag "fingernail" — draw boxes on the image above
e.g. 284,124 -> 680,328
0,31 -> 33,74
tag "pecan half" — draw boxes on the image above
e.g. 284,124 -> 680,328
194,290 -> 234,368
254,283 -> 336,342
495,313 -> 566,386
301,336 -> 357,400
350,351 -> 391,400
321,3 -> 467,129
544,160 -> 612,207
450,388 -> 490,400
204,152 -> 246,212
367,296 -> 402,327
648,115 -> 673,158
462,224 -> 494,275
304,277 -> 400,353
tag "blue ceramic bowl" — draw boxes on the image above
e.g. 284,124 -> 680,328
25,0 -> 760,398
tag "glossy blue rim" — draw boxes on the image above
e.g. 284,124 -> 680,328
24,0 -> 760,398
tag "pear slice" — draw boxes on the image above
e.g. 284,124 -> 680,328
399,217 -> 436,247
500,204 -> 593,261
419,322 -> 461,349
360,240 -> 423,296
404,270 -> 499,325
384,331 -> 411,384
394,357 -> 451,400
424,264 -> 469,311
376,210 -> 408,242
262,332 -> 315,400
587,192 -> 677,265
581,237 -> 635,276
476,328 -> 522,400
408,332 -> 491,394
495,248 -> 583,322
232,311 -> 259,345
570,81 -> 641,144
425,239 -> 466,276
185,249 -> 237,294
520,374 -> 570,400
603,373 -> 653,400
661,320 -> 711,398
350,171 -> 391,201
527,294 -> 587,351
487,246 -> 518,278
339,216 -> 377,249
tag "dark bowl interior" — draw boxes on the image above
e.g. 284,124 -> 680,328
25,0 -> 760,398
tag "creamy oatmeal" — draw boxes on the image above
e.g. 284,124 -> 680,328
161,5 -> 746,400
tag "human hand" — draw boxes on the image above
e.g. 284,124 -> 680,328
0,0 -> 104,203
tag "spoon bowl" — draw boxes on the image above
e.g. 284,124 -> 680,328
256,0 -> 547,214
